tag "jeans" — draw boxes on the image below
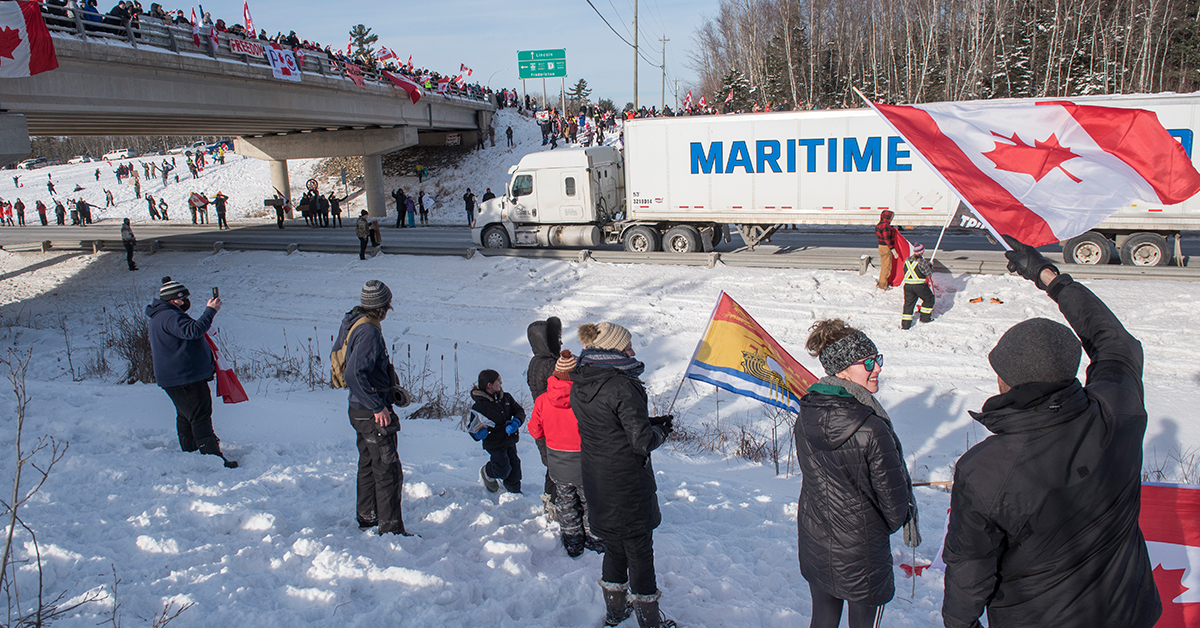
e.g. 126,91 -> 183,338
485,445 -> 522,492
601,532 -> 656,595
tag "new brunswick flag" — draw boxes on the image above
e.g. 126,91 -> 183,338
683,292 -> 818,411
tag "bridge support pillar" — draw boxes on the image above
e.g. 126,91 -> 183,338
0,114 -> 31,167
269,160 -> 291,205
362,154 -> 386,218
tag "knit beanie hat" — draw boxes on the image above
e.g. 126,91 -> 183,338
911,242 -> 925,256
159,276 -> 188,300
360,280 -> 392,310
579,322 -> 632,352
553,350 -> 577,380
818,330 -> 878,376
988,318 -> 1081,387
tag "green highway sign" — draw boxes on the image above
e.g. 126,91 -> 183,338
518,49 -> 567,79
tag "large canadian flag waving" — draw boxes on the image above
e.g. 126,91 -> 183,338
0,1 -> 58,78
1141,483 -> 1200,628
870,99 -> 1200,247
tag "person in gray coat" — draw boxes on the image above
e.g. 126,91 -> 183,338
795,319 -> 916,628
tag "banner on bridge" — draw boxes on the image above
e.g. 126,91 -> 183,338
266,43 -> 300,82
229,37 -> 264,57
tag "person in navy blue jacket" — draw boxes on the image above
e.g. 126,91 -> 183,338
145,277 -> 238,468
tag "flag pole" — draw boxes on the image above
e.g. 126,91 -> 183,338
666,374 -> 687,415
929,203 -> 958,264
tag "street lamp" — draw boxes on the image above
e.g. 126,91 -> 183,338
487,68 -> 508,89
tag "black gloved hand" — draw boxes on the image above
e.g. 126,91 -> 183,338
1002,234 -> 1058,290
650,415 -> 675,437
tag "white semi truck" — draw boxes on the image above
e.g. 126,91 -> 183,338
471,93 -> 1200,266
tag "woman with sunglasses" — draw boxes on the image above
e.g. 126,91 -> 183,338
795,319 -> 917,628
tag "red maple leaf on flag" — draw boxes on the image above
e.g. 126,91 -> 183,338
1152,564 -> 1200,628
0,26 -> 21,61
982,131 -> 1082,183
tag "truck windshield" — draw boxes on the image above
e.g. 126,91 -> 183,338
512,174 -> 533,198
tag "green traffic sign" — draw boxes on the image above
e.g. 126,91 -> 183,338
517,48 -> 566,62
518,59 -> 567,79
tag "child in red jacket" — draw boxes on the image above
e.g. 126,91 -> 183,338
528,350 -> 606,557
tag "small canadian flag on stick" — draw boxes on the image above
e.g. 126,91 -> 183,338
0,0 -> 57,78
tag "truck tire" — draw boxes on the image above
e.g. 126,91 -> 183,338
1119,232 -> 1171,267
1062,232 -> 1112,265
664,225 -> 702,253
623,225 -> 660,252
482,225 -> 511,249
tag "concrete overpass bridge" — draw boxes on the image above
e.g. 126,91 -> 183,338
0,3 -> 495,215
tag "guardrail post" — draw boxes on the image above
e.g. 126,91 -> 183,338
707,252 -> 719,269
859,254 -> 870,275
578,249 -> 592,263
213,241 -> 224,253
286,243 -> 299,254
166,25 -> 178,52
150,239 -> 160,254
41,240 -> 51,253
464,247 -> 476,260
91,240 -> 101,254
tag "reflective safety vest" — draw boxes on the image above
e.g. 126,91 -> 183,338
903,257 -> 930,285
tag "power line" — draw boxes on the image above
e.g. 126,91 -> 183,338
583,0 -> 663,68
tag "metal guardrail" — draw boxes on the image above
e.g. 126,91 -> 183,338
5,239 -> 1198,281
39,1 -> 489,103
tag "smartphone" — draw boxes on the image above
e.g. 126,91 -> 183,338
212,287 -> 219,299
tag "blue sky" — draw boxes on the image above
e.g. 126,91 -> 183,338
210,0 -> 716,108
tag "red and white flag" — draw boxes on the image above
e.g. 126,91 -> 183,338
870,99 -> 1200,247
209,24 -> 218,49
378,46 -> 396,61
460,63 -> 472,77
683,90 -> 693,110
383,69 -> 422,104
191,8 -> 200,47
0,1 -> 58,78
436,77 -> 451,94
265,42 -> 300,82
724,89 -> 733,105
343,61 -> 365,88
406,54 -> 412,70
1141,482 -> 1200,628
346,35 -> 352,55
699,96 -> 707,109
242,0 -> 254,34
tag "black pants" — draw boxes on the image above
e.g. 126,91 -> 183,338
123,242 -> 135,269
902,282 -> 935,327
332,212 -> 342,227
601,532 -> 656,595
808,583 -> 881,628
350,412 -> 405,534
359,237 -> 368,260
162,380 -> 219,454
217,212 -> 228,229
485,445 -> 522,492
275,208 -> 285,228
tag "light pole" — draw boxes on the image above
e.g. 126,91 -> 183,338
487,68 -> 508,89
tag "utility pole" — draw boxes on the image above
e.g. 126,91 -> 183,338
674,79 -> 679,111
660,35 -> 668,112
633,0 -> 638,111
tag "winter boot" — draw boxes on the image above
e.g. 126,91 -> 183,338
197,436 -> 238,468
480,466 -> 499,493
630,590 -> 677,628
900,319 -> 913,330
600,580 -> 632,627
562,533 -> 586,558
584,535 -> 607,554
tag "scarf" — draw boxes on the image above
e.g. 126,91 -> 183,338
817,375 -> 890,422
579,348 -> 645,379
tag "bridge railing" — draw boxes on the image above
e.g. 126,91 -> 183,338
40,2 -> 491,104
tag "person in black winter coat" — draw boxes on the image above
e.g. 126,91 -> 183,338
145,277 -> 237,468
333,280 -> 409,536
571,322 -> 676,628
796,320 -> 915,628
942,236 -> 1161,628
468,370 -> 525,493
527,317 -> 563,517
392,188 -> 406,228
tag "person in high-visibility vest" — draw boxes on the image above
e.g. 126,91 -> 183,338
901,242 -> 934,329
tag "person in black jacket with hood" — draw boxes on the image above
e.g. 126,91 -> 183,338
146,277 -> 237,468
796,319 -> 915,628
334,280 -> 410,536
572,322 -> 676,628
469,370 -> 526,493
942,236 -> 1161,628
527,316 -> 562,518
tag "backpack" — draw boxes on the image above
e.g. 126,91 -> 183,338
330,315 -> 382,388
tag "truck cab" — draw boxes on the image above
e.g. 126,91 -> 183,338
473,146 -> 624,248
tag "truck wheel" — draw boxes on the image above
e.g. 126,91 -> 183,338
1119,232 -> 1171,266
623,225 -> 660,252
1062,232 -> 1112,265
664,226 -> 701,253
482,225 -> 510,249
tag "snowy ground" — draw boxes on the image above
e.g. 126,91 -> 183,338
0,242 -> 1197,627
3,108 -> 553,229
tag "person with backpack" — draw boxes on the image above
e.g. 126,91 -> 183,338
332,280 -> 410,536
467,370 -> 526,494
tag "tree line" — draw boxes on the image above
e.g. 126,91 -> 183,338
689,0 -> 1200,111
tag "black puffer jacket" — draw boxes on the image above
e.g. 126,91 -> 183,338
526,317 -> 562,399
795,383 -> 913,606
571,363 -> 665,540
942,275 -> 1160,628
470,387 -> 525,451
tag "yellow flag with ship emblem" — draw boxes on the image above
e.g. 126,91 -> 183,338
683,291 -> 818,412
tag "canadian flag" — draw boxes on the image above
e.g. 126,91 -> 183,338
870,99 -> 1200,247
460,63 -> 472,77
1141,482 -> 1200,628
191,8 -> 200,47
699,96 -> 707,108
242,0 -> 254,35
436,77 -> 451,94
0,1 -> 58,78
683,90 -> 693,110
378,47 -> 396,61
382,69 -> 422,105
407,54 -> 412,71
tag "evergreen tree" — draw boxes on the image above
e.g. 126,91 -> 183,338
566,79 -> 592,112
349,24 -> 378,61
597,97 -> 616,113
717,68 -> 752,112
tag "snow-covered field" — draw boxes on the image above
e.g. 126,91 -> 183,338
1,108 -> 1198,626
